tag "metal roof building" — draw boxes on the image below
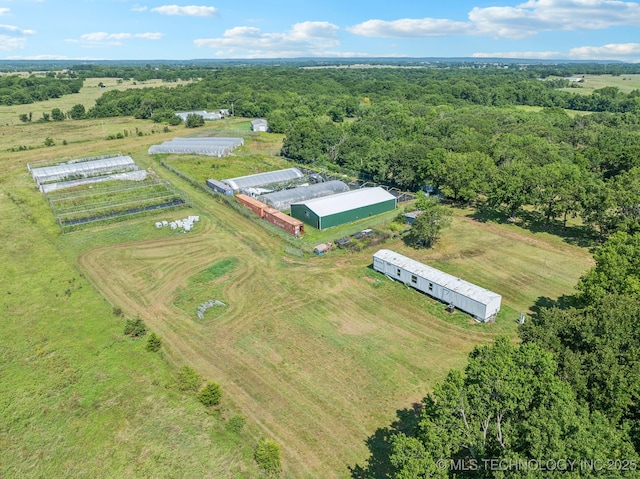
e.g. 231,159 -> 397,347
251,118 -> 268,132
223,168 -> 304,191
257,180 -> 350,211
372,249 -> 501,322
290,187 -> 396,230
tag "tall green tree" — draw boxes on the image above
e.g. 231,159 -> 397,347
408,196 -> 452,248
576,231 -> 640,303
390,338 -> 638,478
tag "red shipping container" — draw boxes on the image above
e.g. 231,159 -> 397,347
236,194 -> 269,218
263,208 -> 305,237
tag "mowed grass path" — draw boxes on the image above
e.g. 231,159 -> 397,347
76,158 -> 593,477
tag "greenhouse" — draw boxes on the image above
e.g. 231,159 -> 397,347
41,170 -> 148,194
147,137 -> 244,156
223,168 -> 304,191
175,110 -> 222,122
257,180 -> 350,211
30,156 -> 137,187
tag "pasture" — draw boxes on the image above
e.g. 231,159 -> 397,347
557,73 -> 640,95
0,77 -> 194,126
1,98 -> 594,477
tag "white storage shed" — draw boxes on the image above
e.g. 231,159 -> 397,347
372,249 -> 501,322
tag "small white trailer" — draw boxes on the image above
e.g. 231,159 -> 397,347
372,249 -> 501,322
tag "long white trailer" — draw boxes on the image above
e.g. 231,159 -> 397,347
372,249 -> 501,322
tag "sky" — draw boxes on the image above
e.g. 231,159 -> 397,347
1,0 -> 640,62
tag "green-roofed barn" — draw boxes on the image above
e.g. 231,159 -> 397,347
290,187 -> 396,230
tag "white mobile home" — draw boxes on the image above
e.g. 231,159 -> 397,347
372,249 -> 501,322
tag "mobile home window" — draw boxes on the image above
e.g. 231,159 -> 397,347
428,283 -> 433,291
396,268 -> 401,276
411,275 -> 417,284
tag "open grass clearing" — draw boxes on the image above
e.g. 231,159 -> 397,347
555,73 -> 640,95
0,187 -> 258,479
75,173 -> 593,477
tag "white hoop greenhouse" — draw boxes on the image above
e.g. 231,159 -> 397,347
30,156 -> 136,186
223,168 -> 304,191
257,180 -> 350,211
148,137 -> 244,156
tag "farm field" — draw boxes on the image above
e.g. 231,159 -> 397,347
0,77 -> 194,126
1,89 -> 595,477
556,73 -> 640,94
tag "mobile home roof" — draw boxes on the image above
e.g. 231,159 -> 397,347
292,187 -> 395,217
373,249 -> 501,306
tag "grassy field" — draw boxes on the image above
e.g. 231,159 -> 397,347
1,87 -> 595,478
0,77 -> 194,127
556,73 -> 640,95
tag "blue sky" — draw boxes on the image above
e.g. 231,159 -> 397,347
1,0 -> 640,61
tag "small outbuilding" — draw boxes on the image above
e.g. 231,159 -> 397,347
290,187 -> 396,230
206,178 -> 234,196
251,119 -> 269,132
372,249 -> 501,322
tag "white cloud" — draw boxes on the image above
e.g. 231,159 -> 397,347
347,18 -> 474,37
472,50 -> 563,59
7,54 -> 71,60
131,5 -> 148,12
71,31 -> 164,47
0,35 -> 25,51
569,42 -> 640,59
0,23 -> 35,50
472,42 -> 640,61
80,32 -> 163,42
151,5 -> 217,17
350,0 -> 640,39
194,21 -> 341,58
0,8 -> 10,16
0,24 -> 35,35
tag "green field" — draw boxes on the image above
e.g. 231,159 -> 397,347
1,84 -> 595,478
556,73 -> 640,95
0,77 -> 194,127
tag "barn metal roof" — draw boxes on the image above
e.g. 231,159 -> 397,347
292,187 -> 396,217
373,249 -> 501,306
